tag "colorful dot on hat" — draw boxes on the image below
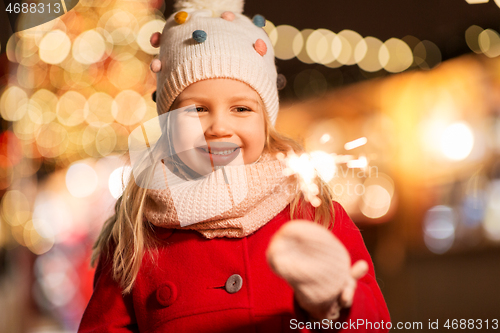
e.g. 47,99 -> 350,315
221,11 -> 235,21
254,39 -> 267,56
174,11 -> 188,24
192,30 -> 207,43
150,59 -> 162,73
252,14 -> 266,28
150,32 -> 161,48
277,74 -> 287,90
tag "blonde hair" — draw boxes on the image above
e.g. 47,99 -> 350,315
91,97 -> 335,294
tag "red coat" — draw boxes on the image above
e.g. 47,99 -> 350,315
78,201 -> 390,332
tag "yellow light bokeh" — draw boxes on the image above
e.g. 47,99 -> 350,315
112,90 -> 147,126
380,38 -> 413,73
39,30 -> 71,65
84,92 -> 115,127
335,30 -> 363,66
137,19 -> 166,55
57,91 -> 87,127
0,86 -> 29,122
466,25 -> 483,54
1,190 -> 31,227
72,29 -> 107,64
355,36 -> 384,72
274,25 -> 301,60
478,29 -> 500,58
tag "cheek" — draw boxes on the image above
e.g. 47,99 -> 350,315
240,117 -> 266,163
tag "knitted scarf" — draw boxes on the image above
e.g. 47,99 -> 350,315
143,152 -> 297,239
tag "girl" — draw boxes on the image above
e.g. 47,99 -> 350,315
78,0 -> 390,332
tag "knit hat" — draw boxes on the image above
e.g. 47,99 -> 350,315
149,0 -> 281,125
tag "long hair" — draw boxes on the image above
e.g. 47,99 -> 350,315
91,97 -> 335,294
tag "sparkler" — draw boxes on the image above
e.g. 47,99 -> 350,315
278,137 -> 369,207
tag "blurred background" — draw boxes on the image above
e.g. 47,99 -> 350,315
1,0 -> 500,331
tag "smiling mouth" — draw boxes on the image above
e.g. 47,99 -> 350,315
200,147 -> 238,155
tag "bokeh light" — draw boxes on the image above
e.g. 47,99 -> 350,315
65,163 -> 98,198
423,205 -> 456,254
274,25 -> 302,60
108,166 -> 132,199
39,30 -> 71,65
72,29 -> 107,64
478,29 -> 500,58
379,38 -> 413,73
440,122 -> 474,161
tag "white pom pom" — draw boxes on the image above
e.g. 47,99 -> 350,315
174,0 -> 244,15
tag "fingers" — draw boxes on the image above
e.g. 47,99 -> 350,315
351,259 -> 369,280
340,278 -> 356,307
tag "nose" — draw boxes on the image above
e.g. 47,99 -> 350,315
204,110 -> 233,139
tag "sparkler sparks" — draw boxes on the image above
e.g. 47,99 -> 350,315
278,137 -> 370,207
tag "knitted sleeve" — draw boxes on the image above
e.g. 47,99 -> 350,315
77,250 -> 139,333
328,200 -> 391,332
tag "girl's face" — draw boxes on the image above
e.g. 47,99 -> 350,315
169,78 -> 266,176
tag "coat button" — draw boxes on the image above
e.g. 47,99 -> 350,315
156,281 -> 177,307
225,274 -> 243,294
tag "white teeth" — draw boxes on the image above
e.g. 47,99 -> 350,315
202,148 -> 237,155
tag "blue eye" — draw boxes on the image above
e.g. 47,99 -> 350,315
236,107 -> 251,112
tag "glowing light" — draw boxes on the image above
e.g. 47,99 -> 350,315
108,166 -> 132,199
264,20 -> 278,47
319,133 -> 331,144
35,123 -> 68,158
379,38 -> 413,73
281,152 -> 320,206
465,25 -> 483,54
334,30 -> 363,65
39,30 -> 71,65
107,56 -> 145,89
310,151 -> 337,182
137,19 -> 166,55
347,156 -> 367,168
274,25 -> 302,60
96,124 -> 117,156
72,29 -> 106,64
306,119 -> 346,153
359,174 -> 394,220
440,122 -> 474,161
465,0 -> 489,3
414,40 -> 442,70
306,29 -> 336,64
296,29 -> 316,64
478,29 -> 500,58
1,190 -> 31,227
344,137 -> 367,151
65,163 -> 98,198
84,92 -> 115,127
112,90 -> 147,126
104,10 -> 138,45
57,91 -> 87,126
360,185 -> 391,219
423,205 -> 455,254
483,180 -> 500,240
0,86 -> 28,121
24,220 -> 54,255
355,37 -> 384,72
30,89 -> 58,124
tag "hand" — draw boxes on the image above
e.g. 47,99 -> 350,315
266,220 -> 368,320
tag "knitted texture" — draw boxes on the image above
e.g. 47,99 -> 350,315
143,153 -> 297,238
266,220 -> 352,320
155,0 -> 280,125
